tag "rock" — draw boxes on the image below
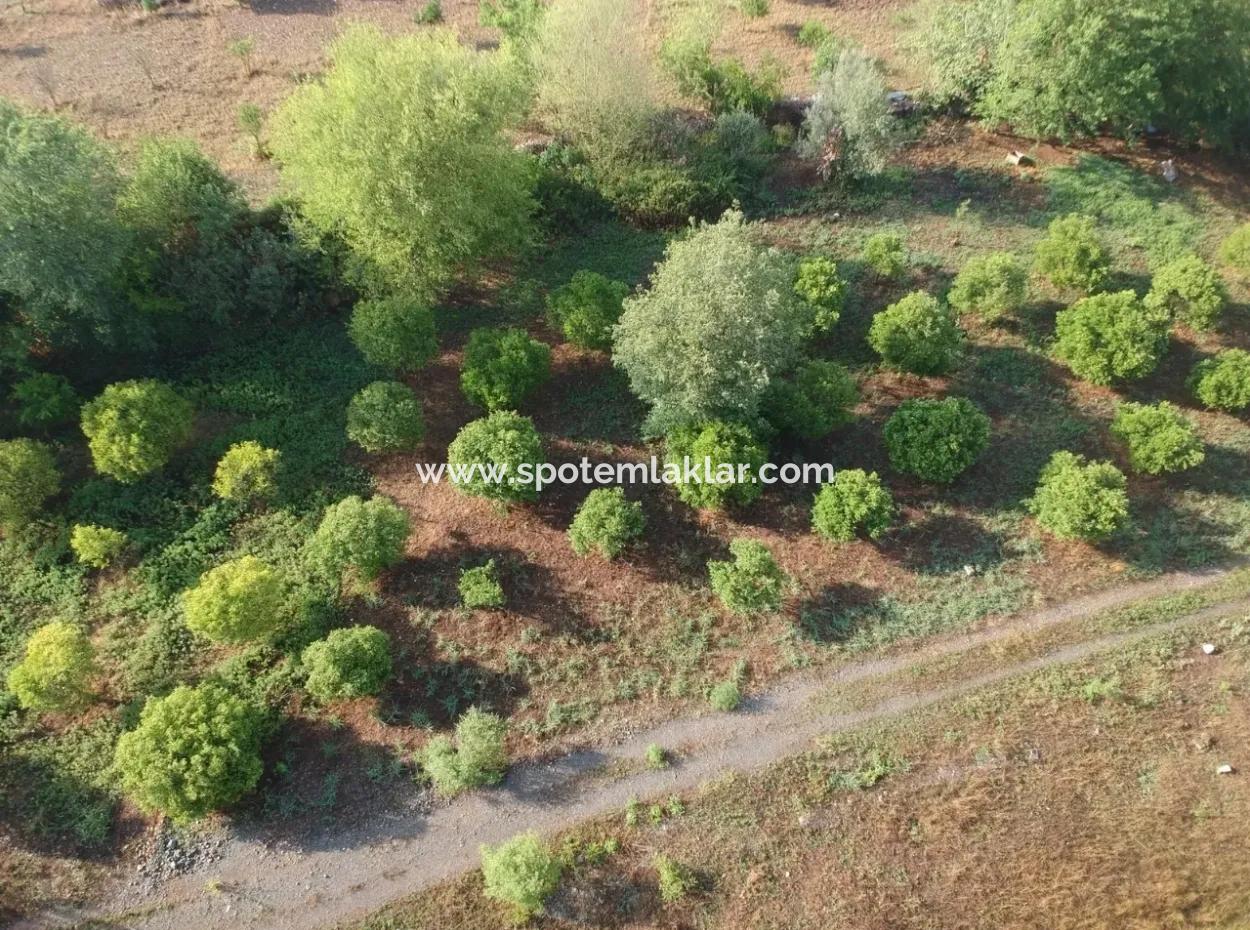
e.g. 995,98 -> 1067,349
1202,643 -> 1217,655
1217,764 -> 1235,775
1161,159 -> 1179,183
886,91 -> 915,117
1006,150 -> 1036,167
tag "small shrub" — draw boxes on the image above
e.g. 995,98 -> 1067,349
114,682 -> 264,822
797,20 -> 831,49
414,0 -> 442,23
80,380 -> 193,483
793,257 -> 846,332
568,488 -> 645,559
238,103 -> 264,154
459,560 -> 505,609
301,625 -> 392,701
811,469 -> 894,542
1219,223 -> 1250,275
0,438 -> 60,530
70,523 -> 127,569
868,291 -> 962,375
655,853 -> 697,903
739,0 -> 769,18
864,231 -> 906,278
183,555 -> 285,644
947,252 -> 1028,321
662,42 -> 783,117
883,397 -> 990,483
665,421 -> 768,510
1052,291 -> 1170,385
306,495 -> 411,582
347,381 -> 425,452
212,441 -> 281,502
1034,215 -> 1109,292
708,538 -> 786,614
11,372 -> 79,429
479,0 -> 544,43
546,271 -> 629,350
480,831 -> 563,921
707,678 -> 742,711
420,707 -> 508,795
762,360 -> 858,439
447,411 -> 546,504
1190,349 -> 1250,411
1027,451 -> 1129,541
645,743 -> 668,769
7,621 -> 94,713
461,328 -> 552,411
1111,401 -> 1205,475
348,297 -> 439,373
1144,254 -> 1228,331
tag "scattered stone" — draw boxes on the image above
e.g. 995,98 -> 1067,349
1006,150 -> 1036,167
1217,764 -> 1235,775
1202,642 -> 1218,655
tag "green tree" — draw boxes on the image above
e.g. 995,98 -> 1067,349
301,625 -> 392,701
799,47 -> 896,180
183,555 -> 285,643
348,297 -> 439,372
114,682 -> 265,822
1034,215 -> 1109,292
1027,450 -> 1128,541
909,0 -> 1017,107
446,411 -> 546,505
480,832 -> 563,921
811,469 -> 894,542
0,438 -> 60,530
884,397 -> 990,483
212,441 -> 281,502
420,707 -> 508,796
70,524 -> 127,569
1053,291 -> 1170,385
11,372 -> 79,429
1190,349 -> 1250,411
306,495 -> 410,582
269,26 -> 532,297
708,538 -> 787,614
460,328 -> 552,411
1111,401 -> 1205,475
568,488 -> 645,559
1144,254 -> 1228,331
347,381 -> 425,452
7,621 -> 94,713
762,359 -> 858,439
666,421 -> 767,510
80,380 -> 193,482
545,271 -> 629,350
947,252 -> 1028,321
868,291 -> 963,375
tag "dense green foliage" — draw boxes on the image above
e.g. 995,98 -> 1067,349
212,441 -> 281,502
447,412 -> 546,504
1034,215 -> 1109,292
762,360 -> 859,440
868,292 -> 963,375
1027,451 -> 1129,542
708,538 -> 787,614
883,397 -> 990,483
70,524 -> 127,569
480,831 -> 563,921
0,439 -> 60,530
909,0 -> 1016,107
11,373 -> 79,429
80,380 -> 194,483
546,271 -> 629,350
460,328 -> 553,411
459,560 -> 506,609
947,252 -> 1028,321
306,495 -> 410,582
793,257 -> 846,332
348,297 -> 439,373
183,555 -> 285,643
1144,254 -> 1228,331
567,488 -> 645,559
7,621 -> 94,713
1053,291 -> 1170,385
665,421 -> 767,510
1111,401 -> 1205,475
863,232 -> 905,278
1190,349 -> 1250,411
420,707 -> 508,795
346,381 -> 425,452
811,470 -> 895,543
301,625 -> 392,701
1220,223 -> 1250,274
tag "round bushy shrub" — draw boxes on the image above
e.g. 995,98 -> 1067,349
1219,223 -> 1250,275
1034,215 -> 1109,292
793,257 -> 847,332
11,372 -> 79,429
884,397 -> 990,483
863,231 -> 906,278
114,681 -> 265,822
459,560 -> 505,609
868,291 -> 962,375
1027,451 -> 1129,542
947,252 -> 1027,321
811,469 -> 894,542
80,380 -> 193,483
666,421 -> 768,510
1190,349 -> 1250,411
447,411 -> 546,504
212,441 -> 281,502
460,327 -> 552,411
348,297 -> 438,372
346,381 -> 425,452
301,625 -> 392,702
70,523 -> 127,569
7,621 -> 94,712
708,538 -> 787,614
1053,291 -> 1170,385
0,438 -> 60,530
762,360 -> 858,439
1111,401 -> 1205,475
546,271 -> 629,350
307,495 -> 410,581
420,707 -> 508,796
183,555 -> 285,644
1144,254 -> 1228,331
480,832 -> 563,922
568,488 -> 645,559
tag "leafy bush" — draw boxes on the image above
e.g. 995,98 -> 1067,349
301,625 -> 392,701
269,26 -> 531,297
7,621 -> 94,713
347,381 -> 425,452
708,678 -> 742,711
306,495 -> 410,582
868,291 -> 963,375
480,831 -> 563,921
479,0 -> 544,43
811,469 -> 894,542
1027,451 -> 1128,541
546,271 -> 629,350
793,257 -> 846,332
1144,254 -> 1228,331
1190,349 -> 1250,411
212,441 -> 281,502
883,397 -> 990,483
666,421 -> 767,510
183,555 -> 285,643
80,380 -> 193,483
1033,214 -> 1109,292
655,853 -> 697,903
459,560 -> 505,609
762,360 -> 858,439
348,297 -> 439,373
614,209 -> 808,434
1111,401 -> 1205,475
708,538 -> 787,614
414,0 -> 441,23
420,707 -> 508,795
70,524 -> 127,569
0,439 -> 60,530
461,328 -> 552,411
12,373 -> 79,429
863,231 -> 905,278
661,36 -> 783,117
908,0 -> 1016,107
568,488 -> 645,559
797,20 -> 832,49
447,412 -> 546,504
947,252 -> 1027,321
1219,223 -> 1250,275
1052,291 -> 1170,385
114,681 -> 265,822
799,48 -> 896,180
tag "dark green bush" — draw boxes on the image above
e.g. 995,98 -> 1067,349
1144,254 -> 1228,331
868,292 -> 962,375
348,297 -> 439,372
0,438 -> 60,530
546,271 -> 628,350
1111,401 -> 1205,475
459,560 -> 505,609
811,469 -> 894,542
1190,349 -> 1250,411
947,252 -> 1027,321
883,397 -> 990,483
1053,291 -> 1170,385
708,538 -> 787,614
447,411 -> 546,505
301,625 -> 392,701
11,373 -> 79,429
461,327 -> 552,411
1027,450 -> 1128,541
346,381 -> 425,452
762,360 -> 858,439
568,488 -> 645,559
1033,214 -> 1109,292
665,421 -> 768,510
662,39 -> 782,117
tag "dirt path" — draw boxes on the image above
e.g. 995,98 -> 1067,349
23,568 -> 1248,930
